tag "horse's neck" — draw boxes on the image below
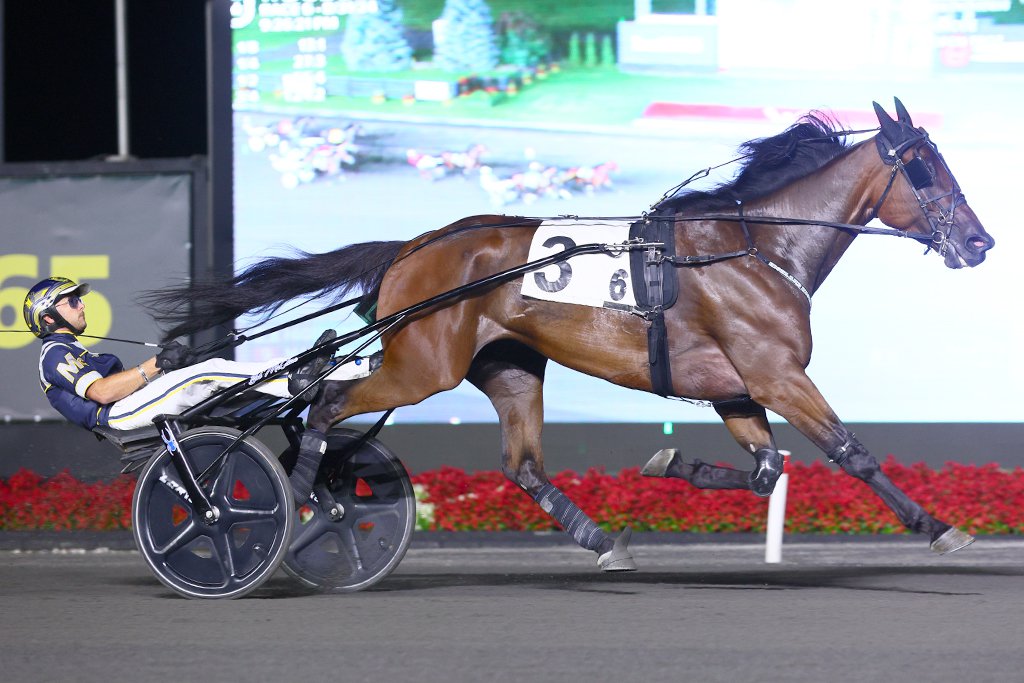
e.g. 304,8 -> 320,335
751,141 -> 880,294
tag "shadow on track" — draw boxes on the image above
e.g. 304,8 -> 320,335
152,564 -> 1022,600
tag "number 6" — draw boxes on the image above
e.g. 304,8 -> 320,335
609,269 -> 628,302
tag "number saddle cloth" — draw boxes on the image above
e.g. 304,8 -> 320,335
521,218 -> 679,396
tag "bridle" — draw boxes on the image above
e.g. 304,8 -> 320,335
630,122 -> 975,309
870,126 -> 966,259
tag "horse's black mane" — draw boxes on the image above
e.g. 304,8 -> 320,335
656,113 -> 852,214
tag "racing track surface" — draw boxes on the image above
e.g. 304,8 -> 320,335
1,535 -> 1023,683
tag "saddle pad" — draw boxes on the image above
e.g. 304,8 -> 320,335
521,224 -> 637,310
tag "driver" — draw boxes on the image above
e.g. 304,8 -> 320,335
25,276 -> 368,431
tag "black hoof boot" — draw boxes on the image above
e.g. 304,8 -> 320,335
748,448 -> 784,497
289,430 -> 327,509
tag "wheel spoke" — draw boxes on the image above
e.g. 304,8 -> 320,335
211,527 -> 238,580
289,514 -> 329,555
151,520 -> 202,557
224,504 -> 281,523
206,454 -> 234,499
351,495 -> 404,511
342,527 -> 365,573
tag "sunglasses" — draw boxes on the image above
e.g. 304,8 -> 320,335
58,295 -> 83,310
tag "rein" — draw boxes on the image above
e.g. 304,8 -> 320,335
203,209 -> 941,349
194,124 -> 957,350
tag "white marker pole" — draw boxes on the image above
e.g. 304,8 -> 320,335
764,451 -> 791,564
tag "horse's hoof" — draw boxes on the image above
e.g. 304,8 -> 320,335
748,448 -> 783,498
641,449 -> 680,478
598,527 -> 637,572
930,527 -> 975,555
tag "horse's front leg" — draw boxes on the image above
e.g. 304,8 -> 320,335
467,342 -> 636,572
741,365 -> 973,553
713,397 -> 785,496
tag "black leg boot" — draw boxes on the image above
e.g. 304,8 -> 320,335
289,429 -> 327,507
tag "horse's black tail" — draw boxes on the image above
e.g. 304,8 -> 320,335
141,240 -> 406,341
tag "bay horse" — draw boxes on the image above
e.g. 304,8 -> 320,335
149,99 -> 993,571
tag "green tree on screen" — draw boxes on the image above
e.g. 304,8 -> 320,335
341,0 -> 413,71
435,0 -> 499,72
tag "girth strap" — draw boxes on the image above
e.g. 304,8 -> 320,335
629,218 -> 679,397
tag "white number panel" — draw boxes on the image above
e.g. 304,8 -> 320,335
521,224 -> 637,310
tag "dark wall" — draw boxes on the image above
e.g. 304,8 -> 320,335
2,0 -> 207,162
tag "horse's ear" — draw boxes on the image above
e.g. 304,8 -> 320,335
873,101 -> 901,140
873,101 -> 892,123
893,97 -> 913,126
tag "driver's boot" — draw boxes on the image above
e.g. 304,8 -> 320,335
289,429 -> 327,508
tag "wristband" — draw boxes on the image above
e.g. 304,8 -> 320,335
136,365 -> 150,385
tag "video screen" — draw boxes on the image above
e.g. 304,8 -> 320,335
230,0 -> 1024,423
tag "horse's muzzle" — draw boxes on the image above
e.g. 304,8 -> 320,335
947,231 -> 994,268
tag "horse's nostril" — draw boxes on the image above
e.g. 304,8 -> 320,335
968,236 -> 991,251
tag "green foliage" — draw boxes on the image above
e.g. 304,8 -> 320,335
651,0 -> 696,13
980,2 -> 1024,25
583,32 -> 598,68
497,11 -> 551,67
435,0 -> 500,72
600,34 -> 615,66
567,32 -> 581,66
401,0 -> 634,33
341,0 -> 413,71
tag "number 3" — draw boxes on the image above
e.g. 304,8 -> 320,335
533,236 -> 575,293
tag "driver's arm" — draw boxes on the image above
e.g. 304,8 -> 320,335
85,357 -> 161,405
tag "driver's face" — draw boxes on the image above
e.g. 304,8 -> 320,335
54,294 -> 87,332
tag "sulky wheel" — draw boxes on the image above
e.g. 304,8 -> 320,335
282,428 -> 415,593
132,427 -> 294,599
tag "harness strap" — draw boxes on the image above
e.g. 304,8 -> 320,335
644,242 -> 674,397
630,218 -> 678,397
867,164 -> 901,222
737,202 -> 812,307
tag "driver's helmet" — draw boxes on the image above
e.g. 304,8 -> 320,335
23,277 -> 91,337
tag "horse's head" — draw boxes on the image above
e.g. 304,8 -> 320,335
871,98 -> 994,268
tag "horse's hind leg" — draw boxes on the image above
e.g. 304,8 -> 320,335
467,341 -> 636,572
642,450 -> 752,490
288,329 -> 478,506
643,398 -> 784,496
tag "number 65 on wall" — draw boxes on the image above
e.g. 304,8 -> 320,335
0,255 -> 112,349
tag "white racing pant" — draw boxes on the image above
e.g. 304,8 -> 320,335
104,357 -> 371,431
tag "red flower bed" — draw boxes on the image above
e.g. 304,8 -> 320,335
0,469 -> 134,531
2,458 -> 1022,534
411,458 -> 1024,535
